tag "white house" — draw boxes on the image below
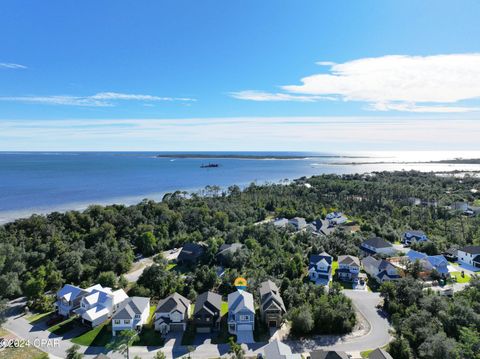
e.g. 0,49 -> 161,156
112,297 -> 150,336
457,246 -> 480,268
227,289 -> 255,344
308,252 -> 333,286
55,284 -> 90,317
360,237 -> 396,256
154,292 -> 191,334
75,285 -> 128,327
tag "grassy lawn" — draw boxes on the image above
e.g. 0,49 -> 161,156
27,311 -> 53,323
220,301 -> 228,316
360,345 -> 389,358
135,327 -> 164,347
331,261 -> 339,276
166,263 -> 177,271
450,271 -> 471,283
146,305 -> 156,328
336,280 -> 353,289
47,316 -> 78,335
0,346 -> 47,359
71,321 -> 112,346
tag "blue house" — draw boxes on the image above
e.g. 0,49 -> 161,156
402,230 -> 428,245
227,289 -> 255,344
407,250 -> 450,278
308,252 -> 333,285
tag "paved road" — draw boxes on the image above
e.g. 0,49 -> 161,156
285,290 -> 392,354
4,290 -> 392,359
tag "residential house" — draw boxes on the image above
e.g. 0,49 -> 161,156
112,297 -> 150,336
368,348 -> 393,359
442,247 -> 458,262
259,280 -> 286,328
362,256 -> 402,283
360,237 -> 396,256
288,217 -> 307,231
308,252 -> 333,285
336,255 -> 360,281
76,285 -> 128,327
55,284 -> 91,317
177,242 -> 206,265
263,339 -> 302,359
227,289 -> 255,343
451,201 -> 469,212
193,291 -> 222,333
402,230 -> 428,245
457,246 -> 480,268
154,292 -> 191,334
216,243 -> 243,264
326,212 -> 348,225
309,350 -> 350,359
273,218 -> 289,228
407,250 -> 450,278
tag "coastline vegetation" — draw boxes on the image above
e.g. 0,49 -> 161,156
0,171 -> 480,357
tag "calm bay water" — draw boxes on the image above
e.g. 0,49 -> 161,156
1,151 -> 480,224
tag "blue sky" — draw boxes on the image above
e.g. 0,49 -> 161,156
1,0 -> 480,150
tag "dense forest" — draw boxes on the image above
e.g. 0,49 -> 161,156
1,171 -> 479,353
381,277 -> 480,359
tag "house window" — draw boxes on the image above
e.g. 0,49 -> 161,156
114,320 -> 120,325
124,320 -> 130,324
240,315 -> 249,321
135,314 -> 140,319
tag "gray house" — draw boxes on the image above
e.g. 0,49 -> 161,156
154,292 -> 191,334
259,280 -> 286,328
177,242 -> 206,265
193,291 -> 222,333
216,243 -> 243,263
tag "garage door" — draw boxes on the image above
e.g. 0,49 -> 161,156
236,330 -> 254,344
196,326 -> 211,333
170,323 -> 184,332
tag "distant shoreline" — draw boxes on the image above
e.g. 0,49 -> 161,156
328,158 -> 480,165
156,154 -> 368,160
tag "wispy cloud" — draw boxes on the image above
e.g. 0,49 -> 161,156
0,62 -> 27,69
0,92 -> 196,107
229,90 -> 335,102
233,53 -> 480,113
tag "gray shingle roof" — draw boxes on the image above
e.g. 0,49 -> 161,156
155,292 -> 190,314
368,348 -> 393,359
459,245 -> 480,255
362,237 -> 393,249
113,297 -> 149,320
310,350 -> 350,359
259,280 -> 286,313
337,255 -> 360,266
193,291 -> 222,315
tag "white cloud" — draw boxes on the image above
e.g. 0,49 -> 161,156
0,92 -> 196,107
229,90 -> 334,102
0,62 -> 27,69
234,54 -> 480,113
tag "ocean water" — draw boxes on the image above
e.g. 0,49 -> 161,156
1,151 -> 480,224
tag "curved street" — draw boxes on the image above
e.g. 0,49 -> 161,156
4,290 -> 392,358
